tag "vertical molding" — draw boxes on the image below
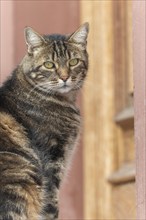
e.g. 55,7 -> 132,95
81,1 -> 116,219
126,1 -> 133,95
133,2 -> 146,219
0,1 -> 14,83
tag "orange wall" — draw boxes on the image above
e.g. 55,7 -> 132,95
1,1 -> 83,219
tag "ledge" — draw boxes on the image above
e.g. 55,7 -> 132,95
108,163 -> 135,185
115,106 -> 134,128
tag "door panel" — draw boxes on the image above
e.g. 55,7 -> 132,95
81,1 -> 135,219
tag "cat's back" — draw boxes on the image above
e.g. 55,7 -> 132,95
0,108 -> 41,165
0,111 -> 44,219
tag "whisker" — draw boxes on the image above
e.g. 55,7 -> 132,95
26,84 -> 41,99
26,81 -> 58,99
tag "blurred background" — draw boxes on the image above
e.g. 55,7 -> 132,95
1,1 -> 136,219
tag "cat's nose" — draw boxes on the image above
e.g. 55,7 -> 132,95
60,75 -> 69,82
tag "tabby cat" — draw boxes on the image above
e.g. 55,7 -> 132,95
0,23 -> 89,220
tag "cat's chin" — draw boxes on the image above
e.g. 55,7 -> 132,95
57,86 -> 72,94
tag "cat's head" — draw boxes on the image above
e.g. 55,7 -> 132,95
21,23 -> 89,94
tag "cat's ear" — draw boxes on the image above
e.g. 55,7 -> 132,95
68,22 -> 89,46
24,27 -> 46,54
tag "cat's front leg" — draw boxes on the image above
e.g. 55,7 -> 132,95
43,190 -> 59,220
42,164 -> 63,220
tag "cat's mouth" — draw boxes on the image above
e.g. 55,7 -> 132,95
61,82 -> 69,88
58,83 -> 71,93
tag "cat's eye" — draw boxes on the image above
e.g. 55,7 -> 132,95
69,58 -> 79,67
44,61 -> 55,69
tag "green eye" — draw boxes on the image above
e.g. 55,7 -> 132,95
69,58 -> 79,67
44,61 -> 55,69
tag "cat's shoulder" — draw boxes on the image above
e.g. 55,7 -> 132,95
0,111 -> 28,147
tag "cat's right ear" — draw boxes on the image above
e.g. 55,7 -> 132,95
24,27 -> 46,54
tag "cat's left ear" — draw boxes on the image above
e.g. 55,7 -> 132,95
24,27 -> 46,54
68,22 -> 89,46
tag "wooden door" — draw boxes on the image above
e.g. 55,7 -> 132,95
81,1 -> 136,219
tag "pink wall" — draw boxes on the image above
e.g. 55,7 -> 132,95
1,1 -> 83,219
133,1 -> 146,219
13,1 -> 80,64
0,1 -> 15,83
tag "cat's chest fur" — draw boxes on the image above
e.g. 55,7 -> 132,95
21,97 -> 81,164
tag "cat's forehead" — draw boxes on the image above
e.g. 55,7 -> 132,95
44,34 -> 67,41
42,34 -> 81,60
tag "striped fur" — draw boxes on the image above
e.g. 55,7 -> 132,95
0,23 -> 89,220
